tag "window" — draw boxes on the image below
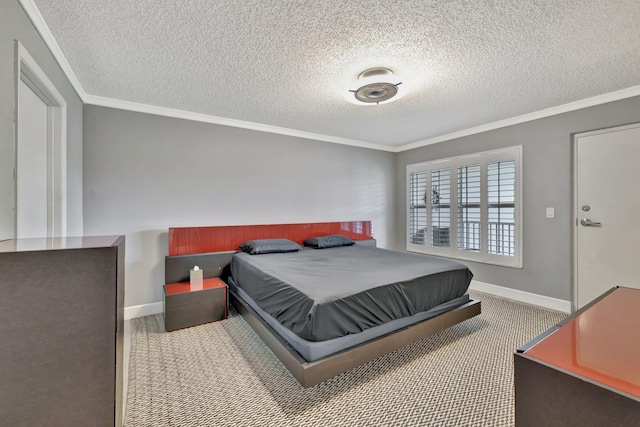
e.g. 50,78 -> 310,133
407,146 -> 522,268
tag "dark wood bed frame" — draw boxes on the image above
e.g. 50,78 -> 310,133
165,221 -> 481,388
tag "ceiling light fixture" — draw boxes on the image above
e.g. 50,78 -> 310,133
347,67 -> 404,106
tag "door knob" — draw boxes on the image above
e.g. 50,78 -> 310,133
580,218 -> 601,227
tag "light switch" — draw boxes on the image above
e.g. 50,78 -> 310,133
546,207 -> 555,218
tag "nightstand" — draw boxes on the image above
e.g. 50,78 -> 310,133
163,277 -> 228,332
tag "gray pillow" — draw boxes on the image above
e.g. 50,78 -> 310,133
304,234 -> 355,249
239,238 -> 301,255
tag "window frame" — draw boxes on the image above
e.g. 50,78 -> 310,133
406,146 -> 523,268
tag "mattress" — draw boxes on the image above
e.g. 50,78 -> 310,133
230,244 -> 473,342
228,275 -> 470,362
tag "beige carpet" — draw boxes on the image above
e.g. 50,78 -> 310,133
124,292 -> 566,427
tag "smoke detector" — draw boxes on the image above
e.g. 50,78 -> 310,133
347,67 -> 404,105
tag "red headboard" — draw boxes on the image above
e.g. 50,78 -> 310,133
168,221 -> 373,256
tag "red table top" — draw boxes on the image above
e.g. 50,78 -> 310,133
164,277 -> 226,295
524,287 -> 640,398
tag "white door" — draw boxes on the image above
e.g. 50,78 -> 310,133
574,123 -> 640,309
16,79 -> 49,238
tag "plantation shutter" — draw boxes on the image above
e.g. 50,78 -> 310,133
409,171 -> 428,244
457,164 -> 481,252
487,160 -> 516,256
430,168 -> 451,247
407,146 -> 521,268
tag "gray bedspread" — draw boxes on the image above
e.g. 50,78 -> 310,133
230,245 -> 473,342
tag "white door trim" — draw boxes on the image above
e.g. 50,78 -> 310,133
572,122 -> 640,312
14,40 -> 67,238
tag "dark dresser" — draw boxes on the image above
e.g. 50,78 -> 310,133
514,286 -> 640,426
0,236 -> 125,427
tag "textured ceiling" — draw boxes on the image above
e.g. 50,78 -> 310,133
32,0 -> 640,148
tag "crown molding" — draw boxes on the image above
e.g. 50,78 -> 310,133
18,0 -> 87,101
83,94 -> 396,152
397,85 -> 640,152
84,85 -> 640,154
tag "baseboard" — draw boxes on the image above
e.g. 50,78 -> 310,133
124,302 -> 163,320
469,280 -> 571,313
124,282 -> 571,319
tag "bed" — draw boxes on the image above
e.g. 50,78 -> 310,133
165,221 -> 481,387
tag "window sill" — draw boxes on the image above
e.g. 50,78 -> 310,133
406,245 -> 523,269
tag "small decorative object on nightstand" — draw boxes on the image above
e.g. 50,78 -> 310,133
163,277 -> 228,332
189,265 -> 203,288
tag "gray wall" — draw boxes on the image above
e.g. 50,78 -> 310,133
83,105 -> 396,308
0,0 -> 84,240
10,0 -> 634,307
396,96 -> 640,301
